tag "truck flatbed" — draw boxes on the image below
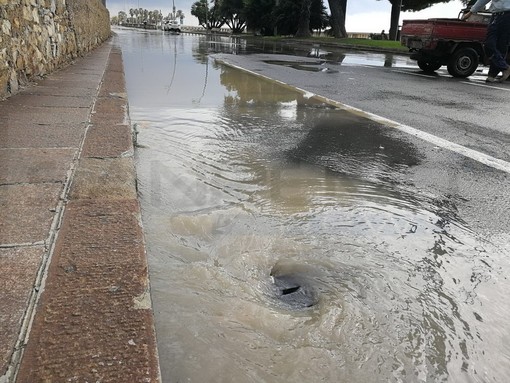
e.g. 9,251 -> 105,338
400,11 -> 496,77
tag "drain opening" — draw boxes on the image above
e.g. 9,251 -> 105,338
281,286 -> 300,295
271,273 -> 318,310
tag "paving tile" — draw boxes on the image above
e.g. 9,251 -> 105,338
0,246 -> 45,377
0,121 -> 86,149
41,78 -> 101,90
98,49 -> 126,96
98,77 -> 127,96
40,73 -> 103,83
91,96 -> 127,123
24,85 -> 98,98
0,104 -> 90,125
16,200 -> 159,383
0,148 -> 76,184
69,157 -> 137,200
0,183 -> 63,244
1,94 -> 93,108
82,124 -> 132,158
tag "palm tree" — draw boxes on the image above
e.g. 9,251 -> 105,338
118,11 -> 128,24
176,10 -> 185,24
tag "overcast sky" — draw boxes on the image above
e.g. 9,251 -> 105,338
106,0 -> 465,32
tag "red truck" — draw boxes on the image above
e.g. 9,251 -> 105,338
401,10 -> 493,77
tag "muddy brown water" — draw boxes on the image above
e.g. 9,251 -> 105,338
116,28 -> 510,382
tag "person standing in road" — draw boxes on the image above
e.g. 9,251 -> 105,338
462,0 -> 510,83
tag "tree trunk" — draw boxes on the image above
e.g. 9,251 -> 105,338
389,0 -> 401,41
328,0 -> 347,38
340,0 -> 347,23
295,0 -> 312,38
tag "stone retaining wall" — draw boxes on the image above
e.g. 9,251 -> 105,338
0,0 -> 110,99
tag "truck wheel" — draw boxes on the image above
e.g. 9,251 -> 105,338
417,60 -> 442,73
447,48 -> 479,78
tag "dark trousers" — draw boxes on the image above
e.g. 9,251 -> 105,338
486,12 -> 510,76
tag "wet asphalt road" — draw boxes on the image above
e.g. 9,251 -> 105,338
214,49 -> 510,239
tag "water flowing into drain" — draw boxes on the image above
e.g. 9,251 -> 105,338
269,263 -> 320,310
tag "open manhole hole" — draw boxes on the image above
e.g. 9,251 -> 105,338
270,264 -> 319,310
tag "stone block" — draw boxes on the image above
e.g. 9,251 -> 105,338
69,158 -> 137,201
16,200 -> 160,383
0,148 -> 76,184
0,246 -> 45,377
0,183 -> 63,244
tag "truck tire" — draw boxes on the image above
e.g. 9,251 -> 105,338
447,47 -> 479,78
417,60 -> 442,73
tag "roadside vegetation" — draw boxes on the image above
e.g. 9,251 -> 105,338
330,38 -> 407,50
189,0 -> 471,40
265,36 -> 409,51
111,0 -> 471,48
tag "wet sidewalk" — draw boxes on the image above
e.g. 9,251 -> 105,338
0,39 -> 160,382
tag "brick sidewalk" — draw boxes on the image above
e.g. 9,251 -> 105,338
0,39 -> 160,382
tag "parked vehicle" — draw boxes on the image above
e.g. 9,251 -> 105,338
163,20 -> 181,33
401,9 -> 496,77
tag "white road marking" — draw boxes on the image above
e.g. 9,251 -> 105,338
391,69 -> 439,79
323,101 -> 510,174
393,68 -> 510,91
216,58 -> 510,174
462,81 -> 510,91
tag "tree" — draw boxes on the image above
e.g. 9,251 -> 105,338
245,0 -> 276,35
191,0 -> 225,29
273,0 -> 300,35
131,8 -> 138,23
295,0 -> 312,38
270,0 -> 326,36
401,0 -> 453,11
151,9 -> 163,24
387,0 -> 461,41
387,0 -> 401,40
176,10 -> 185,24
328,0 -> 347,38
117,11 -> 128,24
191,1 -> 206,26
310,0 -> 329,32
220,0 -> 247,33
340,0 -> 347,23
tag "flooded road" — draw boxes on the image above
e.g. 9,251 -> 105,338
115,29 -> 510,382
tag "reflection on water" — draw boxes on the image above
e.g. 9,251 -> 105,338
115,29 -> 510,383
187,32 -> 415,69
